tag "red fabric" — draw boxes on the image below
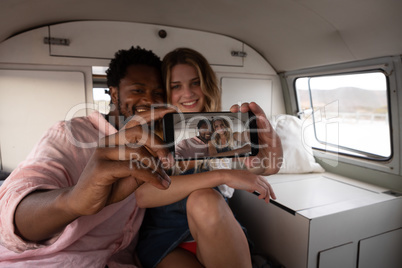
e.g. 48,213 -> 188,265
178,241 -> 197,255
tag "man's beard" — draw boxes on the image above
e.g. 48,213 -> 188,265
198,135 -> 211,144
116,94 -> 156,131
117,95 -> 136,127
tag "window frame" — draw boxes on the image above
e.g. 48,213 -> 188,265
294,70 -> 392,161
282,57 -> 400,175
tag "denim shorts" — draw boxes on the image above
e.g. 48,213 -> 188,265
136,168 -> 250,268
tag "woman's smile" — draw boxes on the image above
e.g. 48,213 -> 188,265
170,64 -> 205,113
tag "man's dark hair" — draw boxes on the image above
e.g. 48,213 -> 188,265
106,46 -> 162,88
197,119 -> 210,130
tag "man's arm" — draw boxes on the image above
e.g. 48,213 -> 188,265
14,126 -> 172,242
14,188 -> 77,242
208,140 -> 218,156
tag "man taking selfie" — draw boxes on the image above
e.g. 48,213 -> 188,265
0,46 -> 173,267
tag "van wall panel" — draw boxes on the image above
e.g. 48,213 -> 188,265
49,21 -> 244,67
221,77 -> 273,116
0,70 -> 86,171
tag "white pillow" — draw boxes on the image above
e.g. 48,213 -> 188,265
271,114 -> 324,174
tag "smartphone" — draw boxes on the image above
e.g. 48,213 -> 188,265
163,111 -> 259,161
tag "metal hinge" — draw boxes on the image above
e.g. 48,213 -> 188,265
231,51 -> 247,57
43,37 -> 70,46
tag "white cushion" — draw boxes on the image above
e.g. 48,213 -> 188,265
271,114 -> 325,174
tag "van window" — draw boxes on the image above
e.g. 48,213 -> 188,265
295,71 -> 391,160
92,66 -> 110,114
93,88 -> 110,114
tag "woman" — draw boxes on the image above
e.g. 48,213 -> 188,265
135,48 -> 281,268
209,117 -> 234,155
208,117 -> 254,159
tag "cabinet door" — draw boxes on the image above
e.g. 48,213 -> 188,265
358,228 -> 402,268
0,69 -> 86,171
318,242 -> 356,268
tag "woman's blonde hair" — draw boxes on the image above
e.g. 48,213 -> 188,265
162,48 -> 221,112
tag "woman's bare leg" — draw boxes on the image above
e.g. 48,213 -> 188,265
187,189 -> 252,268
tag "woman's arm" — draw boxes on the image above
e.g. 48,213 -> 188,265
208,144 -> 251,158
135,169 -> 275,208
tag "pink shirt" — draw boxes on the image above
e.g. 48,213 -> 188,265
175,136 -> 209,159
0,112 -> 145,267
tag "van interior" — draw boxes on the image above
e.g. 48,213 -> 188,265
0,1 -> 401,267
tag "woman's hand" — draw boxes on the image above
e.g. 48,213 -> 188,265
230,102 -> 283,175
220,169 -> 276,203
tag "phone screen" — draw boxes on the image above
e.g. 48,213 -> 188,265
163,111 -> 258,161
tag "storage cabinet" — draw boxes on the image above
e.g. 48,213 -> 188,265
230,173 -> 402,268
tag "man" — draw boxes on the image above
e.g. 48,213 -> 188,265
0,46 -> 173,267
175,119 -> 212,159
